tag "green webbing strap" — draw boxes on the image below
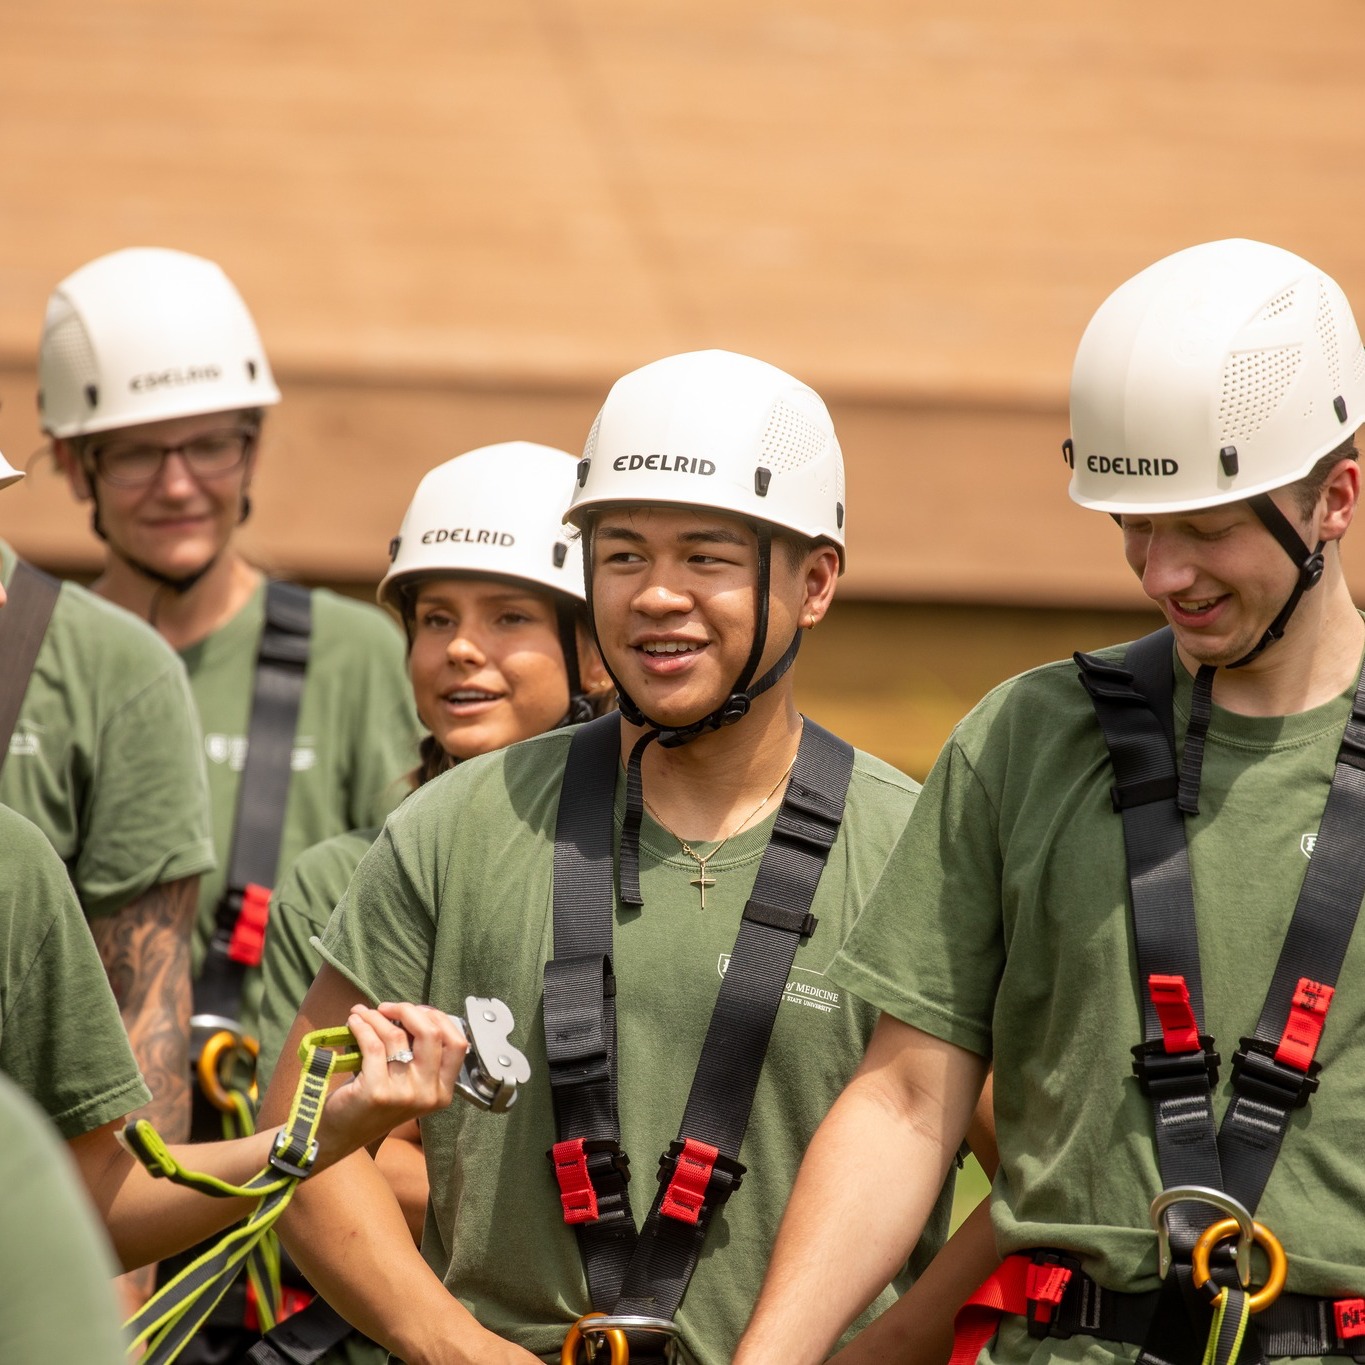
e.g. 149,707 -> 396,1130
1201,1286 -> 1253,1365
123,1027 -> 361,1364
219,1078 -> 284,1329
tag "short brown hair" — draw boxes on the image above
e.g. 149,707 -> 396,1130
1286,435 -> 1359,518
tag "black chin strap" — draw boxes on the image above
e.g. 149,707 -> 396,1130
1176,494 -> 1327,813
1227,494 -> 1325,669
581,523 -> 806,905
554,597 -> 596,727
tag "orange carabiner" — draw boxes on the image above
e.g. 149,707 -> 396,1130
196,1029 -> 260,1113
561,1312 -> 630,1365
1191,1216 -> 1288,1313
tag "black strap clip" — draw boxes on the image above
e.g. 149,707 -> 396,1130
1130,1037 -> 1220,1098
1230,1037 -> 1320,1110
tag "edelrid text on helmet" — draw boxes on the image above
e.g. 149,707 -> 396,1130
1068,239 -> 1365,514
379,443 -> 584,614
566,349 -> 846,569
38,247 -> 280,439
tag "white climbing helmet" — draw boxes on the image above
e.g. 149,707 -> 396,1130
565,349 -> 846,569
38,247 -> 281,439
0,450 -> 22,492
378,442 -> 584,613
1068,239 -> 1365,514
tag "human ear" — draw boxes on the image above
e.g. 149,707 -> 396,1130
52,439 -> 93,502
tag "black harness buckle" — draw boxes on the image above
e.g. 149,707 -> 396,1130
1230,1037 -> 1321,1109
1131,1037 -> 1220,1098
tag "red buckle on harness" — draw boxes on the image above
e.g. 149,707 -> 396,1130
551,1138 -> 599,1225
660,1137 -> 719,1226
244,1278 -> 312,1332
1025,1261 -> 1073,1327
1149,974 -> 1200,1053
1275,977 -> 1335,1072
227,883 -> 272,967
1335,1299 -> 1365,1341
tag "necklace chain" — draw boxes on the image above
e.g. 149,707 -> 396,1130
642,729 -> 801,909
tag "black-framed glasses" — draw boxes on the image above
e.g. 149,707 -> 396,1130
88,427 -> 256,489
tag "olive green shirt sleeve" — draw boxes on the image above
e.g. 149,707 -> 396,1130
257,829 -> 377,1091
0,1075 -> 127,1364
0,807 -> 150,1136
0,544 -> 214,922
829,726 -> 1004,1060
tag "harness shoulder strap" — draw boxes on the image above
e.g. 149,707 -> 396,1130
1075,630 -> 1223,1207
0,560 -> 61,779
613,720 -> 854,1323
544,715 -> 638,1309
195,580 -> 313,1024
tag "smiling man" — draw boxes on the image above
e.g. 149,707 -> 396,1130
735,240 -> 1365,1365
258,350 -> 988,1365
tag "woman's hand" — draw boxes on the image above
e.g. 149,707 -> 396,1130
313,1003 -> 467,1170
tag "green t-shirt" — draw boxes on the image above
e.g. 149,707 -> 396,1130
259,827 -> 379,1090
0,804 -> 150,1135
318,724 -> 954,1365
0,539 -> 215,920
179,581 -> 417,1028
832,641 -> 1365,1365
0,1073 -> 128,1363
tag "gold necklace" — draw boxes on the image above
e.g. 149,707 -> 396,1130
643,737 -> 801,910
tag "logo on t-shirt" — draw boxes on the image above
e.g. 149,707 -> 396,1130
1301,832 -> 1317,859
717,954 -> 844,1016
204,732 -> 317,773
7,722 -> 41,759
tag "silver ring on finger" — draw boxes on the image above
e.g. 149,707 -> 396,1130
386,1049 -> 415,1065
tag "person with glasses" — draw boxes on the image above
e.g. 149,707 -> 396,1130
40,246 -> 418,1351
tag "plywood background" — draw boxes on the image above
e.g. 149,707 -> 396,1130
3,0 -> 1364,608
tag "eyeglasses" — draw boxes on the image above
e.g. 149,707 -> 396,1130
87,427 -> 256,489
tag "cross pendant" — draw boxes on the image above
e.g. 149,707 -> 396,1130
690,872 -> 717,910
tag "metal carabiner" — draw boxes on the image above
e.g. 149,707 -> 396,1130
457,996 -> 532,1112
195,1028 -> 260,1113
1149,1186 -> 1255,1285
562,1312 -> 630,1365
1192,1217 -> 1287,1313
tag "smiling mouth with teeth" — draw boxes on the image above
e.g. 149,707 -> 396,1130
1175,598 -> 1221,612
446,689 -> 501,701
640,641 -> 704,655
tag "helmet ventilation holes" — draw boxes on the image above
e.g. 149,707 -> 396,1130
1353,344 -> 1365,392
44,307 -> 101,404
1317,284 -> 1342,390
1216,345 -> 1302,446
760,398 -> 827,474
1256,288 -> 1298,322
582,412 -> 601,465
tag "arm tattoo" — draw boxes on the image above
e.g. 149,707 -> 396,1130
90,875 -> 198,1144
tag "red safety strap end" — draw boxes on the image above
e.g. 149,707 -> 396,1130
1148,974 -> 1200,1053
551,1139 -> 599,1225
1025,1262 -> 1073,1325
227,883 -> 272,967
660,1137 -> 719,1226
1275,977 -> 1335,1073
1335,1299 -> 1365,1341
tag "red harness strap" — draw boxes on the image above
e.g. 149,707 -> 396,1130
1148,974 -> 1200,1053
660,1137 -> 720,1225
1274,977 -> 1335,1073
950,1256 -> 1074,1365
551,1139 -> 599,1224
227,882 -> 272,967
